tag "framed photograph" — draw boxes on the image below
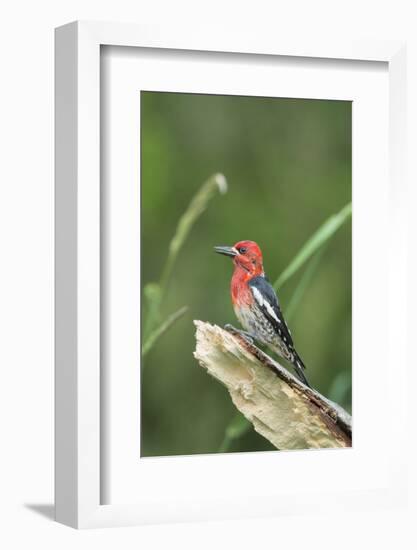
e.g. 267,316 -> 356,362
55,21 -> 407,528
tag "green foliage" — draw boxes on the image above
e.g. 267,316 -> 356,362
160,173 -> 227,292
218,413 -> 250,452
327,370 -> 352,407
273,202 -> 352,290
285,247 -> 325,322
141,174 -> 228,358
143,282 -> 163,341
142,306 -> 188,357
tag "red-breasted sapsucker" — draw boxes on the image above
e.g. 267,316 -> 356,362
214,240 -> 311,388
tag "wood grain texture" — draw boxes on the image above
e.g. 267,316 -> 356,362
194,321 -> 352,450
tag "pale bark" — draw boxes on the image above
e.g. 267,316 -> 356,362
194,321 -> 352,450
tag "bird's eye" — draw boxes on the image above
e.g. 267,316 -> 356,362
238,247 -> 247,254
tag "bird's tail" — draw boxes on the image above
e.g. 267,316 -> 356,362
292,352 -> 311,388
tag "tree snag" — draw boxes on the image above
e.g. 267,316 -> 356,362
194,321 -> 352,450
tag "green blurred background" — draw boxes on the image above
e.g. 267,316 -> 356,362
141,91 -> 352,457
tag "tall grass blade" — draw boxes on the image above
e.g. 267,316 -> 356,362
159,173 -> 227,293
273,202 -> 352,290
218,412 -> 250,453
143,282 -> 162,341
142,306 -> 188,357
284,247 -> 325,322
142,174 -> 228,360
327,371 -> 352,408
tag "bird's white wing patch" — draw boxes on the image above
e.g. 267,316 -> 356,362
251,286 -> 263,306
251,286 -> 280,323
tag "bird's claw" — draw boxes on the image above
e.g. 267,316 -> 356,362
224,324 -> 255,344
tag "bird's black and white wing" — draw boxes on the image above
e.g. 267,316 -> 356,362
248,275 -> 309,386
248,275 -> 294,349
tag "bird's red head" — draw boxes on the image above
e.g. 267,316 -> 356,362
214,240 -> 264,277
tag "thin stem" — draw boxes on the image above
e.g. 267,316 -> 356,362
273,202 -> 351,290
285,247 -> 325,322
142,306 -> 188,357
159,173 -> 227,299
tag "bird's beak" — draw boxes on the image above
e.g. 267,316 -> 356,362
214,245 -> 238,258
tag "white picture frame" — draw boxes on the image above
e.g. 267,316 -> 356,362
55,21 -> 407,529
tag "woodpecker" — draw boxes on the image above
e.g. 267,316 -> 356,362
214,240 -> 311,387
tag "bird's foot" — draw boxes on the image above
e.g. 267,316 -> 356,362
224,324 -> 255,344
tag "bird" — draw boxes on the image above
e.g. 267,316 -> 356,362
214,240 -> 311,387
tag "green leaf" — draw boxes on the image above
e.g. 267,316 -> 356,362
284,247 -> 325,322
143,282 -> 162,340
142,306 -> 188,358
144,282 -> 162,303
218,413 -> 251,452
142,174 -> 228,361
225,413 -> 250,439
327,370 -> 352,406
159,173 -> 228,292
273,202 -> 352,290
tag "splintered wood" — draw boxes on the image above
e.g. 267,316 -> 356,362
194,321 -> 352,450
